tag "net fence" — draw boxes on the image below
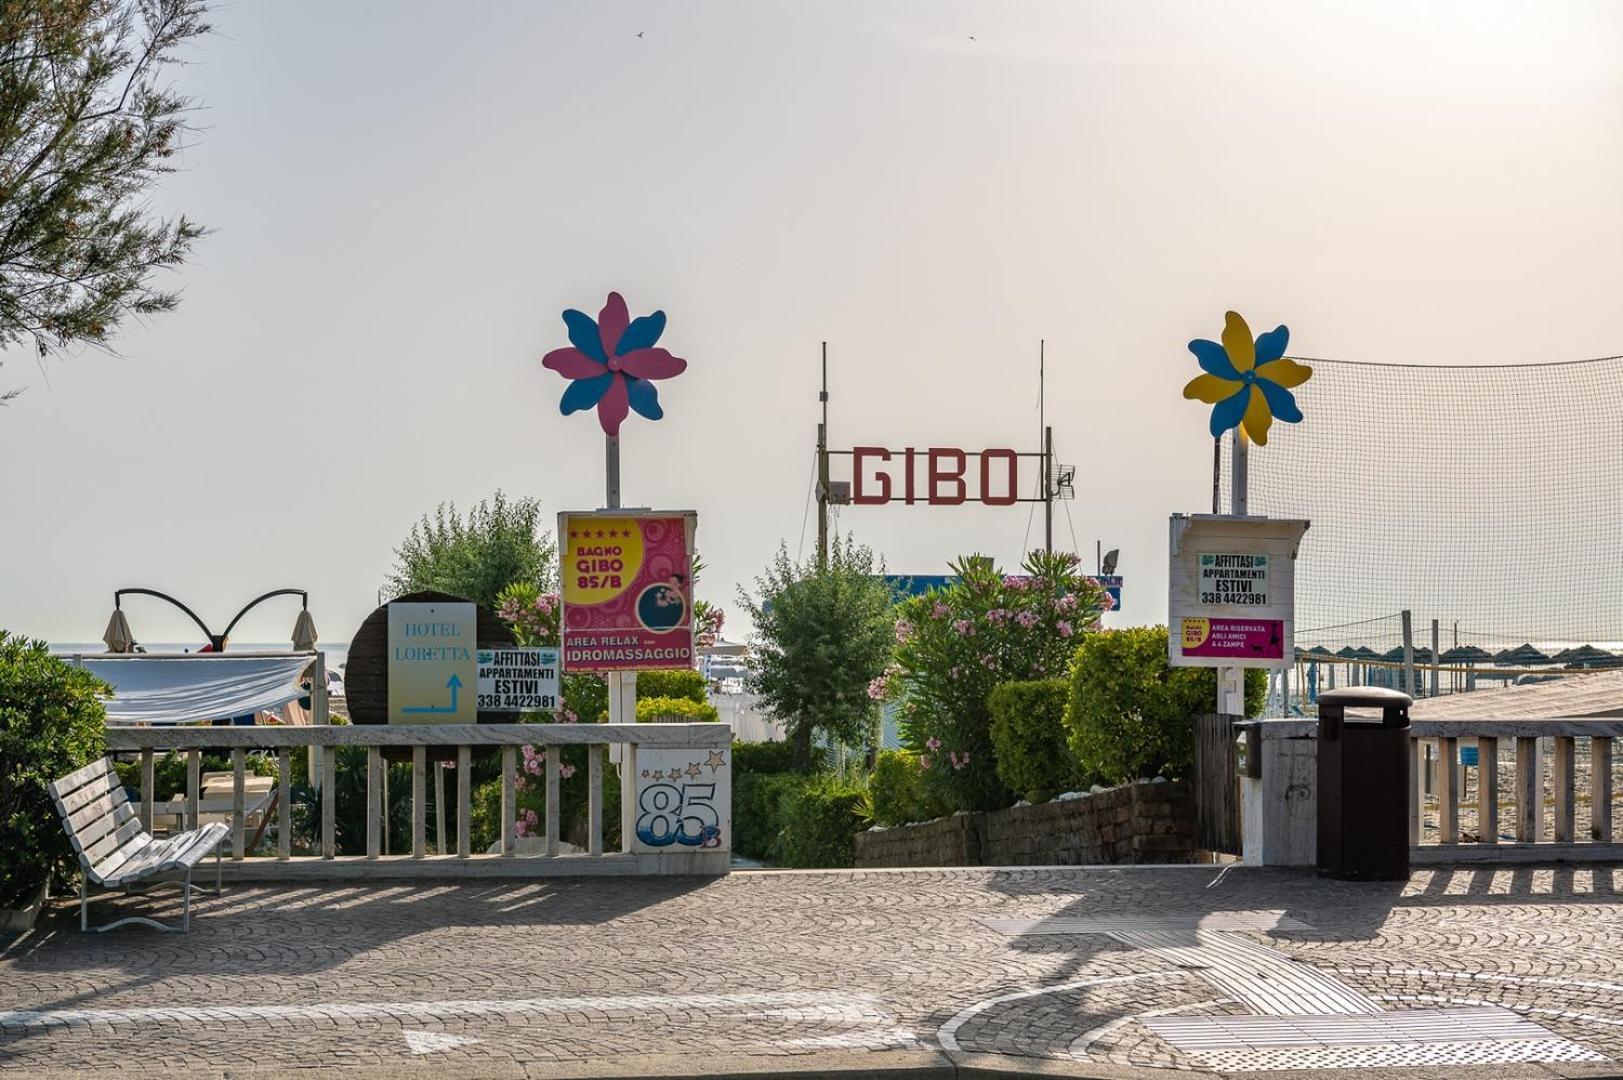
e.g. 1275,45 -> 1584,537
1219,355 -> 1623,667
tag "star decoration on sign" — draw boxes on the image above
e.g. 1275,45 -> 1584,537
685,762 -> 702,779
705,750 -> 727,773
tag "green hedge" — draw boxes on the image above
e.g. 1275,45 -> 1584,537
635,696 -> 719,723
0,633 -> 108,906
773,774 -> 870,869
731,740 -> 796,776
733,772 -> 810,860
989,678 -> 1081,803
633,668 -> 708,704
1065,626 -> 1265,784
868,749 -> 946,826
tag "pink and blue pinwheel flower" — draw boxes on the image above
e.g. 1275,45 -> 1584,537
542,292 -> 687,436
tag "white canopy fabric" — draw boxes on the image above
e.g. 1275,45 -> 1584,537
73,655 -> 314,726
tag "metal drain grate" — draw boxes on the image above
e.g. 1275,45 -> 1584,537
1145,1008 -> 1607,1071
1111,929 -> 1382,1016
980,910 -> 1311,936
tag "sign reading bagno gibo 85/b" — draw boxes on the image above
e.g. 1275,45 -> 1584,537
1167,515 -> 1308,670
559,510 -> 697,672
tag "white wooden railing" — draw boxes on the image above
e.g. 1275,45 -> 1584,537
1410,719 -> 1618,863
102,723 -> 732,879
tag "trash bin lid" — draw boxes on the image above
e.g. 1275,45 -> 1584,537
1317,687 -> 1413,708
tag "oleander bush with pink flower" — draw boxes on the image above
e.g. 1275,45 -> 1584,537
881,551 -> 1110,812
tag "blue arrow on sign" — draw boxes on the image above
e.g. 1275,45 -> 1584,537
402,674 -> 463,716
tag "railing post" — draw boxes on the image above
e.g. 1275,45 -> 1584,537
412,746 -> 426,858
321,745 -> 336,859
1409,736 -> 1424,846
366,747 -> 381,859
1440,736 -> 1459,844
232,749 -> 247,860
140,748 -> 155,834
1593,737 -> 1614,843
1553,736 -> 1576,843
621,741 -> 637,855
277,748 -> 291,860
545,748 -> 561,858
1478,737 -> 1499,844
435,762 -> 447,856
588,744 -> 604,857
456,745 -> 471,858
1516,736 -> 1540,842
186,749 -> 200,833
501,746 -> 516,857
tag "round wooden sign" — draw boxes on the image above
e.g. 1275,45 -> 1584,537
343,590 -> 516,726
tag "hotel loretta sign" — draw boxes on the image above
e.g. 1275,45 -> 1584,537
559,510 -> 697,673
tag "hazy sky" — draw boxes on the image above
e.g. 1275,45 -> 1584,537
5,1 -> 1622,649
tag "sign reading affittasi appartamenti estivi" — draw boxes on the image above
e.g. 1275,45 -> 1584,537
559,510 -> 698,673
1167,515 -> 1307,670
387,602 -> 477,724
475,647 -> 560,711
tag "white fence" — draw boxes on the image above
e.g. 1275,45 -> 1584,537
102,723 -> 732,879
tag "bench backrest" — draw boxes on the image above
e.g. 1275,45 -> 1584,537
48,757 -> 152,881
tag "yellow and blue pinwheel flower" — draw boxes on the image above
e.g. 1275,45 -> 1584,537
1183,311 -> 1312,445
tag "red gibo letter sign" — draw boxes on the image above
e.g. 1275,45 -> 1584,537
847,447 -> 1024,507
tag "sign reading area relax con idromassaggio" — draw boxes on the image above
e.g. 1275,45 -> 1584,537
559,510 -> 697,672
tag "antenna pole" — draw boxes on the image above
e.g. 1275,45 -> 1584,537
817,343 -> 829,566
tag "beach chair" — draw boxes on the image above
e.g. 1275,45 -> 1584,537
49,757 -> 226,932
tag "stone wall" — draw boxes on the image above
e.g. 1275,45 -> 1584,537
853,780 -> 1197,868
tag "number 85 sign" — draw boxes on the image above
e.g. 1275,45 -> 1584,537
632,748 -> 731,853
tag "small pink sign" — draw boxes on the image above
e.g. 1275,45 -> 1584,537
1180,617 -> 1284,661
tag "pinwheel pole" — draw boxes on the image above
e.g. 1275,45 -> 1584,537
1182,311 -> 1313,717
540,291 -> 691,730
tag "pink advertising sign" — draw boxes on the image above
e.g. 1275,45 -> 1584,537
1179,617 -> 1284,661
560,511 -> 696,673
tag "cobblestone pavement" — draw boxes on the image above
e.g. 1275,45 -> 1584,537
3,865 -> 1623,1077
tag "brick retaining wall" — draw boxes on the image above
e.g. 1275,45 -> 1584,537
853,780 -> 1197,868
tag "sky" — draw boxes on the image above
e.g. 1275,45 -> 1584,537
4,0 -> 1623,650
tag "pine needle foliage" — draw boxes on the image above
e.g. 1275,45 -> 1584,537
0,0 -> 211,401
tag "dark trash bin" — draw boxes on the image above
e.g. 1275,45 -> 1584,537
1316,686 -> 1412,880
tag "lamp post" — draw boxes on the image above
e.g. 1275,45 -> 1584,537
104,588 -> 316,653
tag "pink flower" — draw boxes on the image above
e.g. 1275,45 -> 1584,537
952,619 -> 974,636
931,600 -> 950,619
1057,620 -> 1073,637
919,754 -> 933,770
926,736 -> 942,751
1003,575 -> 1028,590
560,763 -> 577,780
867,675 -> 889,700
514,819 -> 529,838
985,609 -> 1008,625
1057,594 -> 1078,613
523,809 -> 538,826
1100,591 -> 1116,612
1015,610 -> 1039,629
980,653 -> 997,669
515,773 -> 528,791
562,709 -> 579,724
948,666 -> 961,680
523,757 -> 542,777
522,744 -> 537,759
894,619 -> 915,643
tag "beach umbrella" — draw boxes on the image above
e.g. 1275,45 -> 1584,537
102,608 -> 134,653
1560,644 -> 1619,668
1440,645 -> 1494,664
1496,643 -> 1552,666
292,608 -> 319,651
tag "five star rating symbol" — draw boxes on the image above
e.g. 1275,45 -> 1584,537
705,750 -> 727,773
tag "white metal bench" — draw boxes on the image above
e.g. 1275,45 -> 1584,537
49,757 -> 227,932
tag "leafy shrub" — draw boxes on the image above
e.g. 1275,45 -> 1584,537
1065,626 -> 1265,784
731,740 -> 796,777
885,551 -> 1108,812
732,772 -> 810,860
988,679 -> 1081,803
635,696 -> 719,723
868,749 -> 947,826
0,633 -> 108,906
633,669 -> 708,704
774,773 -> 871,869
739,537 -> 896,771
